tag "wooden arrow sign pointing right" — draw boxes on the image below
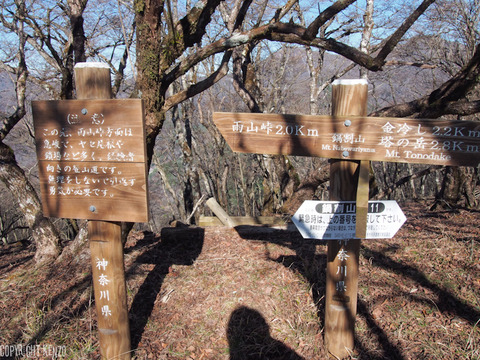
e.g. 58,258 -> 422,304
213,112 -> 480,167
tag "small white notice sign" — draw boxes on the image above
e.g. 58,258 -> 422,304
292,200 -> 406,240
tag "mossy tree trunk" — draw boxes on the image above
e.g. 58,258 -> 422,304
135,0 -> 223,166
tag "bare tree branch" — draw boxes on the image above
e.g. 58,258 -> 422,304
372,43 -> 480,118
384,60 -> 437,69
373,165 -> 444,199
162,50 -> 232,113
0,0 -> 27,141
304,0 -> 356,40
375,0 -> 437,64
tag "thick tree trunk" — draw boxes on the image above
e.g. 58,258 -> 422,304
0,142 -> 61,265
462,167 -> 478,209
67,0 -> 87,64
55,221 -> 88,265
260,155 -> 300,215
432,166 -> 477,210
279,164 -> 329,215
0,1 -> 62,266
135,0 -> 166,164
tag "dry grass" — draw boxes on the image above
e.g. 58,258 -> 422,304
0,201 -> 479,359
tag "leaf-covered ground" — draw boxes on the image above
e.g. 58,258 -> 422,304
0,201 -> 479,359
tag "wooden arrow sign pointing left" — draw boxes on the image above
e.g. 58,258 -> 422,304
213,112 -> 480,167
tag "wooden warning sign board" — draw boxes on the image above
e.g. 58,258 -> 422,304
213,112 -> 480,167
32,99 -> 149,222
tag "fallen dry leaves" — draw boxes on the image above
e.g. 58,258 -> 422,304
0,201 -> 478,359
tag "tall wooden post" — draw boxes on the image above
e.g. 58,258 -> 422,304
75,63 -> 131,360
325,79 -> 368,359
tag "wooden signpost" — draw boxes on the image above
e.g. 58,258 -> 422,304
212,111 -> 480,167
32,63 -> 148,360
326,80 -> 367,359
213,79 -> 480,359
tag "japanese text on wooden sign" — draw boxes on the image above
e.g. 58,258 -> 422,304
32,99 -> 149,222
213,112 -> 480,166
95,257 -> 112,317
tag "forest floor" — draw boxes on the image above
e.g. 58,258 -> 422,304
0,201 -> 479,359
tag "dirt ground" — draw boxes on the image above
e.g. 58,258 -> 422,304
0,201 -> 479,359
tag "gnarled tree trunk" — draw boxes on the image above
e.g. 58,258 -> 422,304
432,166 -> 479,210
0,142 -> 61,265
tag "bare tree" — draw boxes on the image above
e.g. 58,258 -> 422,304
135,0 -> 439,153
3,0 -> 480,264
0,0 -> 134,264
372,0 -> 480,208
0,0 -> 61,264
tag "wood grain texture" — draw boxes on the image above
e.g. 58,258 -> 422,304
32,99 -> 146,163
355,160 -> 370,239
198,215 -> 287,227
213,112 -> 480,166
205,197 -> 238,227
89,221 -> 131,360
77,64 -> 132,360
324,80 -> 367,359
32,95 -> 149,222
75,63 -> 112,100
37,161 -> 148,222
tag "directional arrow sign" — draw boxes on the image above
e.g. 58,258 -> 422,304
213,112 -> 480,167
292,200 -> 406,240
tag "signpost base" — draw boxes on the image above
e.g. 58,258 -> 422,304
89,221 -> 131,359
325,237 -> 360,358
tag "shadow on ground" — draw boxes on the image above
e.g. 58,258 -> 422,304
235,226 -> 327,323
127,227 -> 204,350
235,225 -> 477,359
361,245 -> 480,326
227,305 -> 305,360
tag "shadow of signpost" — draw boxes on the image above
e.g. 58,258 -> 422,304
361,245 -> 480,326
127,227 -> 204,349
234,227 -> 411,359
354,299 -> 406,360
235,227 -> 327,326
270,239 -> 327,320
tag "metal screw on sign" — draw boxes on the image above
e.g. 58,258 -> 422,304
82,108 -> 88,115
342,150 -> 349,158
89,205 -> 96,213
344,119 -> 352,127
